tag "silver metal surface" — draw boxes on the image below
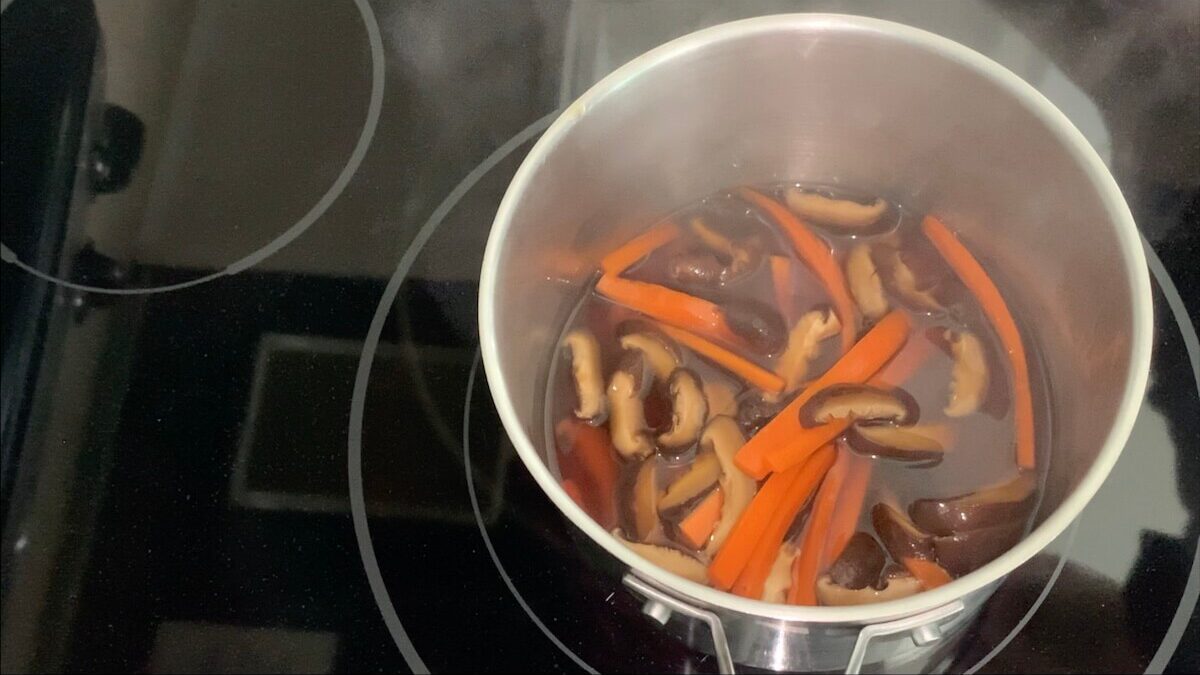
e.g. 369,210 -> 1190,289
480,13 -> 1152,673
844,600 -> 964,674
624,574 -> 736,675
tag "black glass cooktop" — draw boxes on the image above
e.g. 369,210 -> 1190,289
2,1 -> 1196,673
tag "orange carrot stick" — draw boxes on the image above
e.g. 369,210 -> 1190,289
922,216 -> 1035,470
733,444 -> 837,599
758,419 -> 848,476
596,274 -> 744,348
770,256 -> 796,325
902,557 -> 953,590
874,333 -> 936,386
708,462 -> 805,590
657,324 -> 785,394
788,447 -> 851,604
677,488 -> 724,550
736,310 -> 911,478
561,479 -> 586,508
761,330 -> 935,476
821,453 -> 873,567
600,220 -> 681,275
556,419 -> 619,528
740,188 -> 857,353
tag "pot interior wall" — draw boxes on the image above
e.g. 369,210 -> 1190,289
486,19 -> 1137,540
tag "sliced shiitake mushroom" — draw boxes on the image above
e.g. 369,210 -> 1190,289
816,572 -> 923,606
785,187 -> 889,232
703,379 -> 739,417
910,473 -> 1035,536
689,217 -> 762,284
720,300 -> 787,354
798,384 -> 920,428
607,351 -> 654,460
945,330 -> 989,417
619,331 -> 681,383
872,502 -> 935,562
873,246 -> 945,313
657,369 -> 708,452
669,250 -> 725,288
701,416 -> 755,554
846,244 -> 889,321
562,329 -> 607,424
616,532 -> 709,584
932,518 -> 1025,577
658,451 -> 721,513
737,393 -> 785,437
762,543 -> 798,603
846,423 -> 953,463
630,458 -> 659,542
828,532 -> 887,590
773,307 -> 842,394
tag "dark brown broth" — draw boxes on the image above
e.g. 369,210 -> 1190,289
545,183 -> 1048,568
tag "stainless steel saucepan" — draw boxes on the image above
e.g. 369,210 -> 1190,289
479,14 -> 1152,674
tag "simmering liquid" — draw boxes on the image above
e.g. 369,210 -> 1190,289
545,183 -> 1049,605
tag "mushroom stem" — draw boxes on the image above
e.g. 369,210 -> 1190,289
702,417 -> 755,555
689,217 -> 760,284
785,188 -> 889,230
563,329 -> 607,423
657,369 -> 709,452
945,330 -> 989,417
772,308 -> 842,395
846,244 -> 889,321
762,544 -> 798,603
607,352 -> 654,459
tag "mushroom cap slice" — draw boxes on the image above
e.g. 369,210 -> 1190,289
828,532 -> 888,590
607,351 -> 654,460
657,369 -> 709,452
619,331 -> 681,383
658,451 -> 721,513
909,473 -> 1036,536
816,572 -> 924,606
785,188 -> 889,232
668,250 -> 726,288
701,416 -> 756,555
872,502 -> 935,562
932,518 -> 1025,577
720,299 -> 787,354
563,329 -> 608,424
846,243 -> 890,321
630,458 -> 659,542
799,384 -> 920,428
874,246 -> 945,313
616,532 -> 709,584
737,393 -> 785,437
846,423 -> 953,463
945,330 -> 990,417
773,307 -> 842,394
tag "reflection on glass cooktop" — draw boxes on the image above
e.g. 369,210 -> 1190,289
348,124 -> 1198,674
1,1 -> 1195,673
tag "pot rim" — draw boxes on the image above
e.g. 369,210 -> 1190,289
479,13 -> 1153,624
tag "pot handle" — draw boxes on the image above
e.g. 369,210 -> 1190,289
844,598 -> 965,675
622,573 -> 736,674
